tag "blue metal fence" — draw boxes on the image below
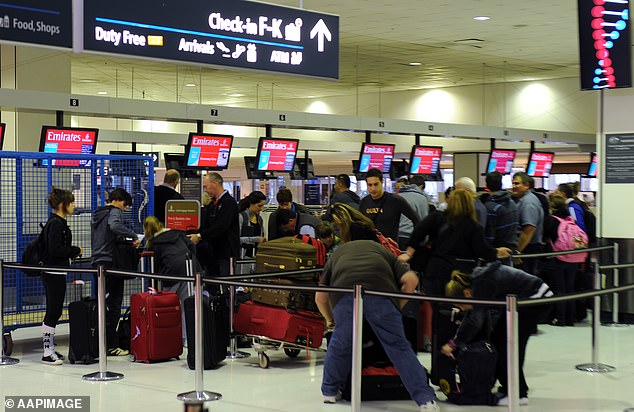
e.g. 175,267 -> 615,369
1,151 -> 154,332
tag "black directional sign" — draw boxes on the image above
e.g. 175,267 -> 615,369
84,0 -> 339,79
0,1 -> 72,48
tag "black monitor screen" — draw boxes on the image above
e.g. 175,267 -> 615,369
486,149 -> 517,175
358,143 -> 395,173
39,126 -> 99,167
0,122 -> 5,150
587,152 -> 598,177
185,133 -> 233,169
526,151 -> 555,177
255,137 -> 299,172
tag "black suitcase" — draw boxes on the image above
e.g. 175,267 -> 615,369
436,341 -> 498,405
68,298 -> 99,364
341,317 -> 418,401
184,294 -> 229,370
430,305 -> 462,385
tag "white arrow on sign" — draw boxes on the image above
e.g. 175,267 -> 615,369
310,19 -> 331,52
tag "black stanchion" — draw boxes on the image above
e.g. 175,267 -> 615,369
0,260 -> 19,366
177,266 -> 221,403
83,265 -> 124,381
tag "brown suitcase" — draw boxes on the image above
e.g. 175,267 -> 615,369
255,237 -> 318,277
251,279 -> 319,312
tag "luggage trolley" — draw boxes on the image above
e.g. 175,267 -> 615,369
233,300 -> 327,369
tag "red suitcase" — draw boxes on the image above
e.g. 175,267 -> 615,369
234,301 -> 324,348
130,290 -> 182,363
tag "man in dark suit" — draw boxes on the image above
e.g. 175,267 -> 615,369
189,172 -> 239,278
154,169 -> 184,224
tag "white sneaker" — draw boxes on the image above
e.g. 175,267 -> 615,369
497,396 -> 528,406
323,392 -> 342,404
420,400 -> 440,411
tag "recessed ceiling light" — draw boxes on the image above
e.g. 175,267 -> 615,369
408,62 -> 422,66
227,93 -> 244,97
185,83 -> 196,87
97,91 -> 108,95
79,79 -> 98,83
473,16 -> 491,21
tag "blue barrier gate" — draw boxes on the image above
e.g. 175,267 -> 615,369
1,151 -> 154,333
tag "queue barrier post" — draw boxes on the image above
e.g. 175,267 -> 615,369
604,242 -> 628,327
83,265 -> 124,381
505,294 -> 520,412
351,284 -> 363,412
575,259 -> 615,373
177,265 -> 222,403
227,257 -> 249,360
0,260 -> 19,365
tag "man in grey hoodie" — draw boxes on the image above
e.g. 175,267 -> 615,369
91,188 -> 140,356
397,175 -> 429,250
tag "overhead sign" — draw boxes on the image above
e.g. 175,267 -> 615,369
83,0 -> 339,79
0,1 -> 72,48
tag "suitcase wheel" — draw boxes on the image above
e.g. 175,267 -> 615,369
258,352 -> 270,369
2,332 -> 13,356
284,348 -> 300,358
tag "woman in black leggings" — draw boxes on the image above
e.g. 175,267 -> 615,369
41,188 -> 83,365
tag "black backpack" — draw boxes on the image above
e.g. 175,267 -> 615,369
21,221 -> 50,276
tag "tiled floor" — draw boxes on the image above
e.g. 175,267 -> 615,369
1,320 -> 633,412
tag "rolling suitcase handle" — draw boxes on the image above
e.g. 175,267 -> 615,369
140,251 -> 158,290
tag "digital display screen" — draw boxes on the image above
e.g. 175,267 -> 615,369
409,145 -> 442,175
185,133 -> 233,169
487,149 -> 517,174
0,122 -> 5,150
588,152 -> 598,177
578,0 -> 631,90
256,137 -> 299,172
358,143 -> 395,173
83,0 -> 339,79
39,126 -> 99,167
0,1 -> 72,49
526,151 -> 555,177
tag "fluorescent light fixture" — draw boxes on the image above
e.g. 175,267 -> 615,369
473,16 -> 491,21
227,93 -> 244,97
408,62 -> 422,66
78,79 -> 98,83
185,83 -> 196,87
97,91 -> 108,95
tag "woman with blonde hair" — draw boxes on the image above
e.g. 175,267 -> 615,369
330,202 -> 377,243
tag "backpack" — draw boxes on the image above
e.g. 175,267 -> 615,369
573,199 -> 597,244
21,221 -> 50,276
293,234 -> 327,266
549,216 -> 588,263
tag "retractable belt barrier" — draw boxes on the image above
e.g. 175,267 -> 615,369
2,240 -> 634,412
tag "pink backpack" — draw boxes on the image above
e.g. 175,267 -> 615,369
550,216 -> 589,263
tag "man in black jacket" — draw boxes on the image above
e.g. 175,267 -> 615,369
323,174 -> 360,221
484,171 -> 519,250
359,168 -> 419,241
189,172 -> 239,279
154,169 -> 184,224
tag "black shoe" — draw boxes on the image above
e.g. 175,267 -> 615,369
41,354 -> 63,365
